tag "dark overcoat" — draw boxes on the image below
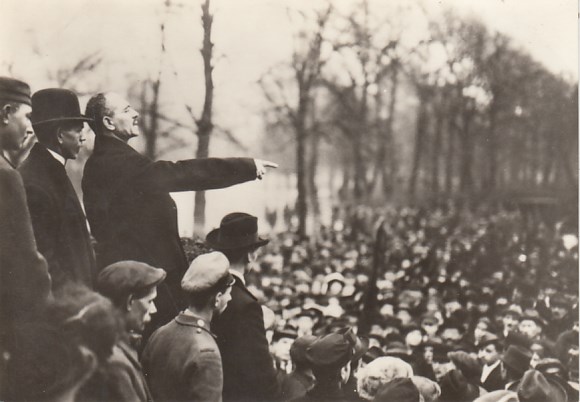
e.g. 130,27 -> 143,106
212,279 -> 280,402
481,364 -> 506,392
81,135 -> 257,329
142,312 -> 223,402
18,144 -> 96,289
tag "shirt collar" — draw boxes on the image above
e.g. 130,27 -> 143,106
230,269 -> 246,286
47,148 -> 66,166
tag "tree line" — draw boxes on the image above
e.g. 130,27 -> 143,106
260,1 -> 578,236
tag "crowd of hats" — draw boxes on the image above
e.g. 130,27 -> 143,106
220,204 -> 578,401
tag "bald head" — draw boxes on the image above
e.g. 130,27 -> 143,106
85,92 -> 139,142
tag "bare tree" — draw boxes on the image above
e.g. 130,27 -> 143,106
260,5 -> 333,237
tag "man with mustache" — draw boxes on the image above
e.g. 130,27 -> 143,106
82,92 -> 276,334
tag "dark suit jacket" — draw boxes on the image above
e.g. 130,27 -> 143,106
18,144 -> 95,289
0,156 -> 50,326
81,135 -> 257,328
481,363 -> 506,392
212,279 -> 279,402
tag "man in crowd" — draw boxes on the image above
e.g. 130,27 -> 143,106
0,77 -> 51,398
83,92 -> 277,334
97,260 -> 166,402
291,329 -> 361,402
142,252 -> 235,402
478,333 -> 506,391
207,212 -> 280,401
19,88 -> 96,289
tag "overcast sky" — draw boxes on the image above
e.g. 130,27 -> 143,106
1,0 -> 576,234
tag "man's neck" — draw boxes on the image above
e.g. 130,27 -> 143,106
46,146 -> 66,166
102,131 -> 129,143
185,306 -> 213,323
229,263 -> 246,277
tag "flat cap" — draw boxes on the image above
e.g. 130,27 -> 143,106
181,252 -> 231,293
97,260 -> 166,301
0,77 -> 31,106
290,334 -> 318,366
306,327 -> 360,368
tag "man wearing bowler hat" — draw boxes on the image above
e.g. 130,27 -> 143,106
207,212 -> 280,402
0,77 -> 51,399
82,92 -> 277,337
19,88 -> 96,290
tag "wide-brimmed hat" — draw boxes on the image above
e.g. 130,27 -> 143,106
509,369 -> 567,402
206,212 -> 269,250
31,88 -> 92,127
502,345 -> 532,376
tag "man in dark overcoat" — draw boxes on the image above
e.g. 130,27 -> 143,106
207,212 -> 280,402
82,92 -> 276,334
0,77 -> 51,398
18,88 -> 95,289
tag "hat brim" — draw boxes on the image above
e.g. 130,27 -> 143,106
205,228 -> 269,250
32,116 -> 93,126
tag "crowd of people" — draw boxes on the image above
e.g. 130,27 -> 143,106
0,74 -> 578,402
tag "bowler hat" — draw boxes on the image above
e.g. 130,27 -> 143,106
31,88 -> 92,126
206,212 -> 269,250
0,77 -> 31,106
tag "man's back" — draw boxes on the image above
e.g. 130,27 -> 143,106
212,280 -> 279,402
142,313 -> 223,402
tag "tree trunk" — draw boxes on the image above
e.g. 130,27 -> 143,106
458,110 -> 474,195
445,114 -> 456,195
430,108 -> 443,198
307,129 -> 321,220
193,0 -> 214,236
409,90 -> 428,200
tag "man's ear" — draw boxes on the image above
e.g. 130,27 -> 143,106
1,104 -> 12,123
126,294 -> 134,312
102,115 -> 115,131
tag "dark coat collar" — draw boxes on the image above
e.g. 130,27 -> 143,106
233,277 -> 257,301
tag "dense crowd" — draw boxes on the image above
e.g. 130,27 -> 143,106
1,76 -> 578,402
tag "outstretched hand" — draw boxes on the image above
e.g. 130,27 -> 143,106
254,159 -> 278,179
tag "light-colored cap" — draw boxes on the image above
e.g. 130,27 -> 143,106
181,252 -> 231,292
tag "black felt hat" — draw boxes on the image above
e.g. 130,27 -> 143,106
206,212 -> 269,250
31,88 -> 92,127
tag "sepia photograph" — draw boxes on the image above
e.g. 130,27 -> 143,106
0,0 -> 577,401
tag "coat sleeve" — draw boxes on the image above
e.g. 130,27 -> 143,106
0,168 -> 51,318
131,157 -> 257,193
184,349 -> 224,402
236,301 -> 280,400
24,183 -> 66,286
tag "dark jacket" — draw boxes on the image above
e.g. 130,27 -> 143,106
142,312 -> 223,402
80,340 -> 152,402
481,363 -> 506,392
212,279 -> 280,402
290,382 -> 352,402
81,135 -> 257,329
0,156 -> 51,399
19,144 -> 95,289
0,156 -> 50,323
279,370 -> 315,401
